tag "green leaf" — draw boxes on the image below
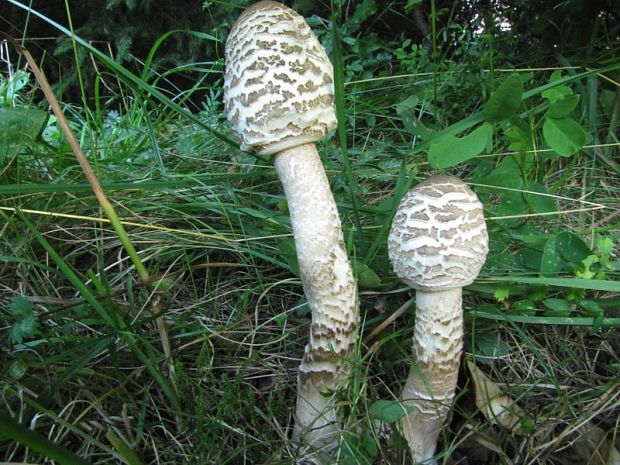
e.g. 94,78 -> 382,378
555,232 -> 593,265
472,332 -> 509,358
397,95 -> 430,137
542,71 -> 573,103
349,0 -> 377,32
428,122 -> 492,168
512,300 -> 537,316
493,287 -> 510,302
8,295 -> 38,344
542,117 -> 588,156
576,255 -> 599,279
548,95 -> 580,118
352,259 -> 382,289
540,238 -> 563,276
578,300 -> 604,317
0,106 -> 48,159
525,181 -> 557,213
9,360 -> 27,380
595,237 -> 615,269
493,190 -> 526,228
541,85 -> 572,103
542,298 -> 571,317
483,73 -> 523,122
504,123 -> 533,152
369,400 -> 412,424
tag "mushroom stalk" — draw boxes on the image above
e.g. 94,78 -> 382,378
387,175 -> 488,463
274,143 -> 358,453
400,288 -> 463,463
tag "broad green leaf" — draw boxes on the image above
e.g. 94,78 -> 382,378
9,360 -> 27,380
512,300 -> 536,316
0,106 -> 48,159
472,332 -> 509,358
595,237 -> 615,269
542,298 -> 571,317
397,95 -> 430,137
542,117 -> 588,156
576,255 -> 599,279
555,232 -> 593,265
349,0 -> 377,32
8,295 -> 38,344
504,123 -> 533,152
540,238 -> 563,276
483,73 -> 523,122
351,259 -> 381,289
428,122 -> 492,168
578,300 -> 604,317
493,190 -> 526,228
548,95 -> 580,118
369,400 -> 412,424
541,85 -> 572,103
525,181 -> 557,213
542,71 -> 573,103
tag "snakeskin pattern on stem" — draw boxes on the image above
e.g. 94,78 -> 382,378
274,144 -> 358,454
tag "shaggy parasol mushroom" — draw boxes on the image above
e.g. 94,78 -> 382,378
387,175 -> 488,463
223,1 -> 358,460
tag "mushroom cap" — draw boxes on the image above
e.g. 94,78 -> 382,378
223,1 -> 337,155
388,175 -> 489,292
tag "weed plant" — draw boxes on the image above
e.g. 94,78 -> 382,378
1,1 -> 619,464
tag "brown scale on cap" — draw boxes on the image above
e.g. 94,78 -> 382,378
388,174 -> 488,292
224,0 -> 337,156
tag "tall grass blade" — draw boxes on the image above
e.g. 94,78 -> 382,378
0,414 -> 92,465
331,18 -> 366,253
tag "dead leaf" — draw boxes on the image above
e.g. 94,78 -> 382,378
467,360 -> 525,434
573,423 -> 620,465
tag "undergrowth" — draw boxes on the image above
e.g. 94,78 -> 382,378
1,1 -> 619,464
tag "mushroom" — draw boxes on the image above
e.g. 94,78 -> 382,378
223,1 -> 358,461
387,175 -> 489,463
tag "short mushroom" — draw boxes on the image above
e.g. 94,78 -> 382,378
223,1 -> 358,461
387,175 -> 489,463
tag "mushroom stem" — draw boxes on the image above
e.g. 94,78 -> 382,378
274,143 -> 358,458
400,288 -> 463,463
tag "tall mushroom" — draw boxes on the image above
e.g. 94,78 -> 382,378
387,175 -> 488,463
223,1 -> 358,461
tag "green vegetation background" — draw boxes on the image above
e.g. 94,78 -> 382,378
1,0 -> 619,464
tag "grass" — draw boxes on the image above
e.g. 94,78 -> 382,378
1,2 -> 619,464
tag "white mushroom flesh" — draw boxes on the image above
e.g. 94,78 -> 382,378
388,175 -> 488,463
